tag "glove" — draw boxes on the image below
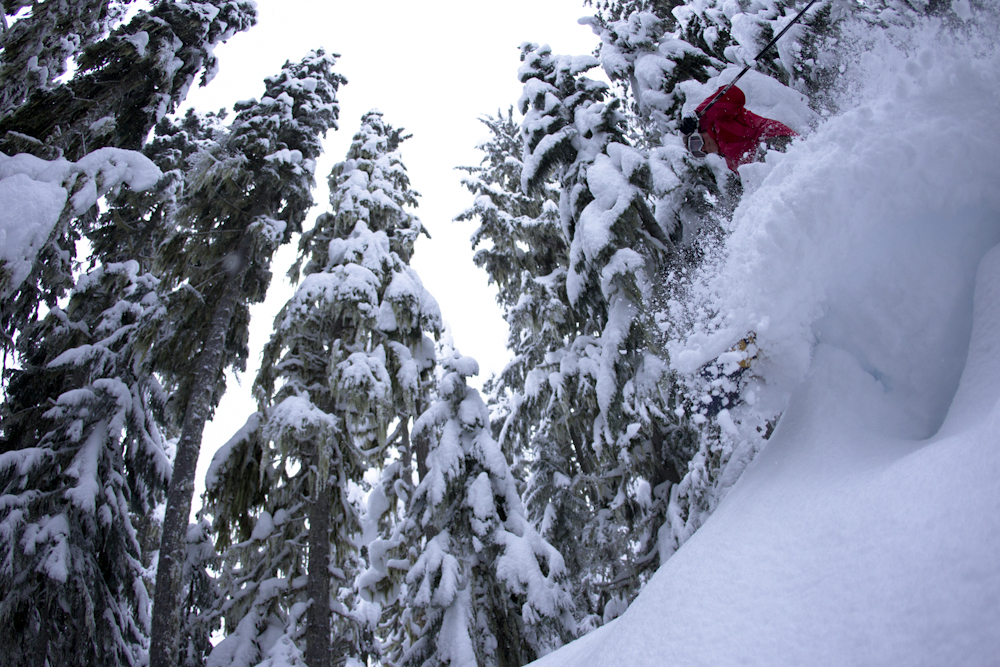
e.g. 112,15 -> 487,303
679,116 -> 699,135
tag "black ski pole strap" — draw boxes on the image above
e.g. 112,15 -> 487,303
696,0 -> 820,120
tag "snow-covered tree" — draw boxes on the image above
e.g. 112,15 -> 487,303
516,42 -> 676,483
0,114 -> 166,666
0,261 -> 171,667
0,26 -> 342,663
204,110 -> 440,667
455,46 -> 679,627
148,50 -> 345,667
0,0 -> 258,353
179,514 -> 222,667
457,111 -> 606,625
0,0 -> 125,119
462,0 -> 848,629
0,0 -> 258,159
457,109 -> 568,330
381,352 -> 573,667
0,29 -> 259,666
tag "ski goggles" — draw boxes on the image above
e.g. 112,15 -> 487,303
686,132 -> 706,158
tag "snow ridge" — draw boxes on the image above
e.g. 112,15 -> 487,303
534,10 -> 1000,667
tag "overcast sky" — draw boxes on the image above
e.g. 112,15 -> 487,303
188,0 -> 604,506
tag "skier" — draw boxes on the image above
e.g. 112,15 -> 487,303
680,85 -> 796,172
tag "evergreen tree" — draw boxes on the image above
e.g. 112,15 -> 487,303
148,50 -> 345,667
465,0 -> 847,627
0,0 -> 127,120
456,109 -> 567,324
383,352 -> 573,667
204,111 -> 440,667
0,121 -> 166,667
457,111 -> 605,625
1,0 -> 258,159
495,43 -> 684,625
579,0 -> 837,564
0,261 -> 171,667
179,514 -> 222,667
0,0 -> 258,353
0,29 -> 257,664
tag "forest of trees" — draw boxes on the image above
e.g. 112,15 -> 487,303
0,1 -> 959,666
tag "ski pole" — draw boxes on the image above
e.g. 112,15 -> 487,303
696,0 -> 820,120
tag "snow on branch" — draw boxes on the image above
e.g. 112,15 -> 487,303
0,148 -> 161,299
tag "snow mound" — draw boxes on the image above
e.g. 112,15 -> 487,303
533,17 -> 1000,667
673,27 -> 1000,438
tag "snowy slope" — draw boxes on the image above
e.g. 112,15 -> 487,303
533,16 -> 1000,667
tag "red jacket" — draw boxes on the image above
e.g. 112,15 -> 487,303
697,86 -> 796,172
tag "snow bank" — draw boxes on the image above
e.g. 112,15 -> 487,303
671,20 -> 1000,437
533,15 -> 1000,667
537,249 -> 1000,666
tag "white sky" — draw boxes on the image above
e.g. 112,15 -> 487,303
188,0 -> 604,508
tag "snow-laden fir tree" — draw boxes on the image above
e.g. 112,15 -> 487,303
462,0 -> 849,629
203,110 -> 440,667
147,50 -> 345,667
0,261 -> 172,667
456,109 -> 568,327
0,0 -> 258,352
179,514 -> 222,667
0,0 -> 257,159
0,20 -> 256,647
0,130 -> 167,666
0,5 -> 345,665
373,350 -> 573,667
0,0 -> 125,119
472,43 -> 686,626
457,110 -> 618,627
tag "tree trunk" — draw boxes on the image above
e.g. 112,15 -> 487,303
304,460 -> 333,667
149,262 -> 245,667
34,606 -> 48,667
406,418 -> 428,483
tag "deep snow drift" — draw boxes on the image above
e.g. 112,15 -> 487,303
534,14 -> 1000,667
